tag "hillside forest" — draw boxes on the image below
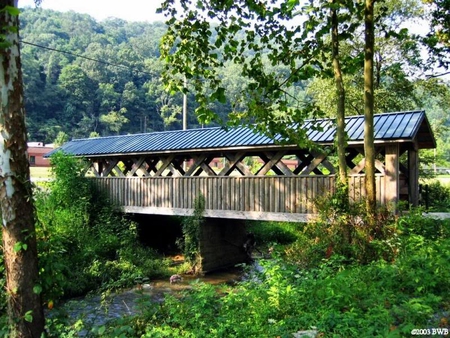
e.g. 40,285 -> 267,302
20,6 -> 450,164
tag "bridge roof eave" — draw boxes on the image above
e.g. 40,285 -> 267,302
66,143 -> 303,160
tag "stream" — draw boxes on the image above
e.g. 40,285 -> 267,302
56,265 -> 248,334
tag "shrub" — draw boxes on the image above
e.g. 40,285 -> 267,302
34,153 -> 169,301
176,195 -> 204,271
421,180 -> 450,211
284,185 -> 401,267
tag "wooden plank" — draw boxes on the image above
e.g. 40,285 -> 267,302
280,177 -> 286,213
255,177 -> 261,212
208,177 -> 213,210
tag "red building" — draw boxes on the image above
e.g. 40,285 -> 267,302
27,142 -> 54,167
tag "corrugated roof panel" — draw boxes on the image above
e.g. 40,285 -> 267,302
392,113 -> 413,138
353,117 -> 365,140
46,111 -> 434,158
318,120 -> 335,142
386,113 -> 406,138
346,116 -> 363,140
402,112 -> 422,138
375,114 -> 394,138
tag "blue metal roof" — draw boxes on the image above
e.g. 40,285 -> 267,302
47,111 -> 435,157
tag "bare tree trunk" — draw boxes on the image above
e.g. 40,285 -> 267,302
0,1 -> 45,336
331,0 -> 348,189
364,0 -> 376,215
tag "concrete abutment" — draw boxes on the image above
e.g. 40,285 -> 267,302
199,218 -> 249,273
132,214 -> 250,273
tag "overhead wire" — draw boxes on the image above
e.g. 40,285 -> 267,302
20,40 -> 152,76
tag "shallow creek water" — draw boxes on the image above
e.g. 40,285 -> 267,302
58,265 -> 247,332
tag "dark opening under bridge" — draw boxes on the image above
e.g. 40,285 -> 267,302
50,110 -> 435,222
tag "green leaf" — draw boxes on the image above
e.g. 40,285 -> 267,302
5,6 -> 20,16
215,87 -> 227,104
24,311 -> 33,323
33,285 -> 43,295
13,242 -> 27,252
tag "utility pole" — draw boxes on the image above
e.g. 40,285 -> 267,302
183,76 -> 188,171
183,75 -> 187,131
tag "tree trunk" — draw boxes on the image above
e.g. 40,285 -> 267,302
0,1 -> 45,336
331,0 -> 348,190
364,0 -> 376,215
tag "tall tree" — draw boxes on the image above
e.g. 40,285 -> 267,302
364,0 -> 377,214
0,0 -> 45,336
331,0 -> 348,188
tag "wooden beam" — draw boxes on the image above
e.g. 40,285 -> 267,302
311,150 -> 335,174
375,159 -> 385,174
257,151 -> 289,176
408,146 -> 419,206
129,157 -> 147,177
302,152 -> 327,175
90,163 -> 101,177
145,157 -> 160,175
102,159 -> 119,177
155,155 -> 176,176
185,154 -> 207,176
385,144 -> 399,207
350,158 -> 365,175
293,153 -> 313,175
218,152 -> 252,176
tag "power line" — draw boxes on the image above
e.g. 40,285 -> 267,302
20,40 -> 152,75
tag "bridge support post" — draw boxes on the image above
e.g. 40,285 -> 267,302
198,218 -> 249,273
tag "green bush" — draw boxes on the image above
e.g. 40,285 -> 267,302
34,153 -> 169,301
421,180 -> 450,211
284,189 -> 400,267
176,195 -> 204,270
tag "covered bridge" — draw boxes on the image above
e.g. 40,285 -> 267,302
49,110 -> 435,222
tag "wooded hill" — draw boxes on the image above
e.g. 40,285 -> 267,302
19,7 -> 450,165
20,8 -> 190,142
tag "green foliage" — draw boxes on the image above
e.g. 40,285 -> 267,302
284,187 -> 400,267
421,180 -> 450,211
37,206 -> 449,337
33,153 -> 169,301
246,221 -> 300,247
91,224 -> 450,337
177,195 -> 205,269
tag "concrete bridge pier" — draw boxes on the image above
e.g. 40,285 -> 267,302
199,218 -> 250,273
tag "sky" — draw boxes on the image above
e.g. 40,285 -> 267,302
18,0 -> 166,22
